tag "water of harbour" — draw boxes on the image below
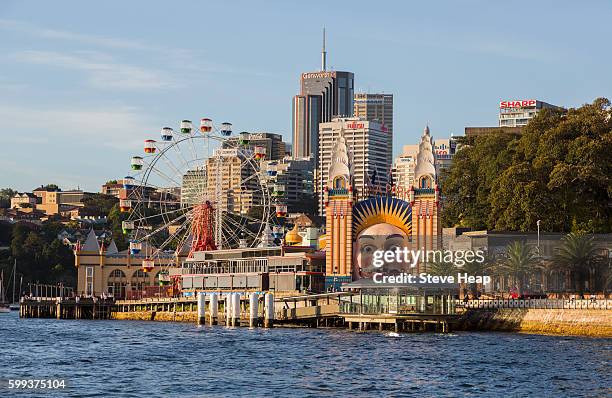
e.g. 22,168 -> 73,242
0,312 -> 610,398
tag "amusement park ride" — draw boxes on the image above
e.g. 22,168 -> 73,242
120,118 -> 286,281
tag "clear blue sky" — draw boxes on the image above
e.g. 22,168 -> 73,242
1,0 -> 610,192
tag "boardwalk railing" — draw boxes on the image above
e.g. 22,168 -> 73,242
461,299 -> 612,310
340,301 -> 454,315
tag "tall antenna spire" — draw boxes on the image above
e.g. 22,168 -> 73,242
321,27 -> 327,71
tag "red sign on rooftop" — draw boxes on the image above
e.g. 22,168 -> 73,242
499,99 -> 537,109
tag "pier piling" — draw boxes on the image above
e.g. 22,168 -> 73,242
249,293 -> 259,327
197,292 -> 206,325
225,294 -> 232,326
264,293 -> 274,328
209,293 -> 218,325
232,293 -> 241,326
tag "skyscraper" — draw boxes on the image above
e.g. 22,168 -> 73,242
353,93 -> 393,166
292,30 -> 354,162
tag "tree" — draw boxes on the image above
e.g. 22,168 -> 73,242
82,193 -> 118,215
0,188 -> 17,208
442,98 -> 612,233
8,222 -> 77,286
428,259 -> 457,276
441,132 -> 518,229
494,240 -> 541,296
107,204 -> 129,250
553,233 -> 604,295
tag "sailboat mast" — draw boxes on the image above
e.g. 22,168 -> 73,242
13,259 -> 16,303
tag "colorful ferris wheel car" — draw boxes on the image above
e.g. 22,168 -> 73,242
275,204 -> 287,218
123,176 -> 135,190
272,225 -> 284,239
121,221 -> 135,234
142,259 -> 154,273
129,241 -> 142,255
239,131 -> 250,145
199,118 -> 213,133
144,140 -> 157,154
266,163 -> 277,176
131,156 -> 144,170
119,199 -> 132,212
158,271 -> 170,286
180,120 -> 193,134
161,127 -> 173,142
272,184 -> 285,197
220,122 -> 232,136
254,146 -> 266,160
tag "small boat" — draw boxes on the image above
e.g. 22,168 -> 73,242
9,303 -> 19,311
0,304 -> 9,314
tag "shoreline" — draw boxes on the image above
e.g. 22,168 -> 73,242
110,308 -> 612,338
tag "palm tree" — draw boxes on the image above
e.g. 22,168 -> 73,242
495,240 -> 541,297
554,233 -> 603,295
427,259 -> 457,276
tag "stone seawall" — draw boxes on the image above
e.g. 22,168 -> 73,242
113,311 -> 197,323
457,309 -> 612,337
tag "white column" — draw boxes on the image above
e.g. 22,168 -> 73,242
249,292 -> 259,327
209,293 -> 218,325
232,293 -> 241,326
197,292 -> 206,325
264,293 -> 274,328
225,294 -> 232,326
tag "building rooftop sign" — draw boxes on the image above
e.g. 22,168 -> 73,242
302,71 -> 336,80
499,99 -> 537,109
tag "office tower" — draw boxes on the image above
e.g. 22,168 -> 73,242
292,30 -> 354,162
353,93 -> 393,166
262,157 -> 315,213
181,167 -> 207,206
205,148 -> 260,215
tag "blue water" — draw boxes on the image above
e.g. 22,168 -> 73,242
0,311 -> 610,397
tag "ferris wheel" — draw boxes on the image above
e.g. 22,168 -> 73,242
119,118 -> 286,269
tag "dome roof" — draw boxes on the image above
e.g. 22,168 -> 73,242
284,224 -> 302,245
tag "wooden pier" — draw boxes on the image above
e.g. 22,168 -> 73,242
18,291 -> 460,333
20,297 -> 114,320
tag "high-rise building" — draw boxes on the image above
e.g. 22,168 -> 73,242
292,30 -> 354,162
392,133 -> 459,193
498,99 -> 563,127
223,132 -> 286,161
353,93 -> 393,165
262,157 -> 314,213
181,167 -> 207,206
317,117 -> 391,215
205,148 -> 260,215
393,153 -> 416,191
